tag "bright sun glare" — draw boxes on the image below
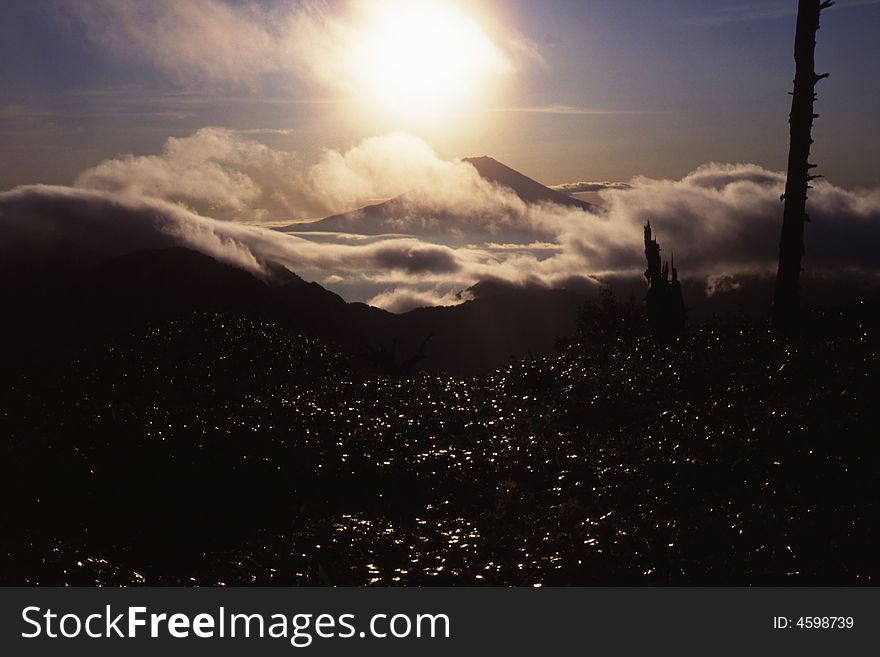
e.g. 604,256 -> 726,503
346,0 -> 510,126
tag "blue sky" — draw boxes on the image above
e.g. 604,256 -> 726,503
2,0 -> 878,191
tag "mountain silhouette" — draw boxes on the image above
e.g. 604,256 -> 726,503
283,155 -> 596,240
2,246 -> 582,376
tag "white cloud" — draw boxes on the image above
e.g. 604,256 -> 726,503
75,129 -> 502,222
76,128 -> 290,220
60,0 -> 286,88
368,287 -> 466,313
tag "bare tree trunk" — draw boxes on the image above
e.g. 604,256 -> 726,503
773,0 -> 833,334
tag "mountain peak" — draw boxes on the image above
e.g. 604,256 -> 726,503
461,156 -> 594,211
462,155 -> 497,164
283,155 -> 596,238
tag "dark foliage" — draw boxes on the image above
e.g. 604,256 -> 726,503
0,246 -> 582,377
1,301 -> 877,586
644,222 -> 685,341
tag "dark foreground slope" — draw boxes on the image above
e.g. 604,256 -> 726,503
1,303 -> 877,585
1,247 -> 581,376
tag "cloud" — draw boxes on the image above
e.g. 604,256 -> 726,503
0,184 -> 265,273
488,105 -> 646,116
705,274 -> 743,297
596,163 -> 880,276
0,183 -> 490,286
75,129 -> 506,222
59,0 -> 287,88
74,129 -> 566,236
305,132 -> 492,216
4,148 -> 880,313
59,0 -> 519,96
371,243 -> 460,275
552,181 -> 634,195
682,163 -> 784,190
75,128 -> 302,221
367,287 -> 466,314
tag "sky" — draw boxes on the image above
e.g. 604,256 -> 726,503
1,0 -> 879,312
2,0 -> 879,193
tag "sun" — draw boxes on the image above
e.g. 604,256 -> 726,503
345,0 -> 510,127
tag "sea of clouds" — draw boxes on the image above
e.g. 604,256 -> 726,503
2,129 -> 879,312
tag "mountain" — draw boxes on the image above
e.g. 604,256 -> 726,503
2,247 -> 583,376
281,156 -> 596,239
462,156 -> 594,211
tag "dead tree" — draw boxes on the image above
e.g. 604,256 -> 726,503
773,0 -> 834,333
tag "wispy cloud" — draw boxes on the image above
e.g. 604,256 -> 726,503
487,105 -> 647,116
552,181 -> 634,194
58,0 -> 527,97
